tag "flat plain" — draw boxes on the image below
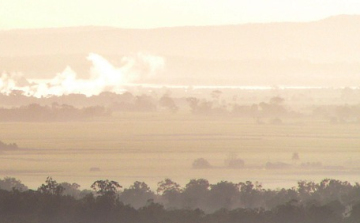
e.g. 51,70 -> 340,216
0,112 -> 359,190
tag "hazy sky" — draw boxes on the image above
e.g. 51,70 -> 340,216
1,0 -> 360,29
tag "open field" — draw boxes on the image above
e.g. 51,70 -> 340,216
0,112 -> 359,190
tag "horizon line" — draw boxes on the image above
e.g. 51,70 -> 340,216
1,14 -> 359,32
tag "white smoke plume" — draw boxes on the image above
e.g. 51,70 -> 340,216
0,72 -> 31,95
0,53 -> 165,97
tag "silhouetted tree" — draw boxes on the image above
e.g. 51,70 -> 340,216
192,158 -> 212,169
0,177 -> 28,191
91,179 -> 122,197
38,177 -> 64,196
120,181 -> 155,209
159,95 -> 178,113
297,180 -> 317,202
182,179 -> 210,209
186,97 -> 213,115
239,181 -> 264,208
0,141 -> 19,150
134,95 -> 156,112
207,181 -> 240,211
225,156 -> 245,169
315,178 -> 353,205
157,178 -> 182,208
59,182 -> 81,198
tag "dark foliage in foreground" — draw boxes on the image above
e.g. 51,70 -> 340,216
0,177 -> 360,222
0,189 -> 358,223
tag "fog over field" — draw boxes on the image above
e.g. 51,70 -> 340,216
1,2 -> 360,221
2,15 -> 360,90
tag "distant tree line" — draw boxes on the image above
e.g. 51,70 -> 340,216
0,177 -> 360,222
0,91 -> 179,115
0,92 -> 291,119
0,103 -> 110,121
1,91 -> 360,123
191,156 -> 330,171
0,141 -> 19,150
312,104 -> 360,123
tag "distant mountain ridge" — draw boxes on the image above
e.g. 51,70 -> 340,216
1,15 -> 360,86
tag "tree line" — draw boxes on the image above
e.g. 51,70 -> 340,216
1,91 -> 360,123
0,103 -> 110,121
0,177 -> 360,222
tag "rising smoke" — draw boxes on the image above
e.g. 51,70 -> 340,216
0,53 -> 165,97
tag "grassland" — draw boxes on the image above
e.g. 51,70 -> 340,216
0,112 -> 359,190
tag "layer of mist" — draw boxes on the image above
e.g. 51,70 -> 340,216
2,15 -> 360,87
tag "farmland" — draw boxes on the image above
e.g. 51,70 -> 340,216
0,112 -> 359,190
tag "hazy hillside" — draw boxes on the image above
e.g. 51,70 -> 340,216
1,15 -> 360,86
